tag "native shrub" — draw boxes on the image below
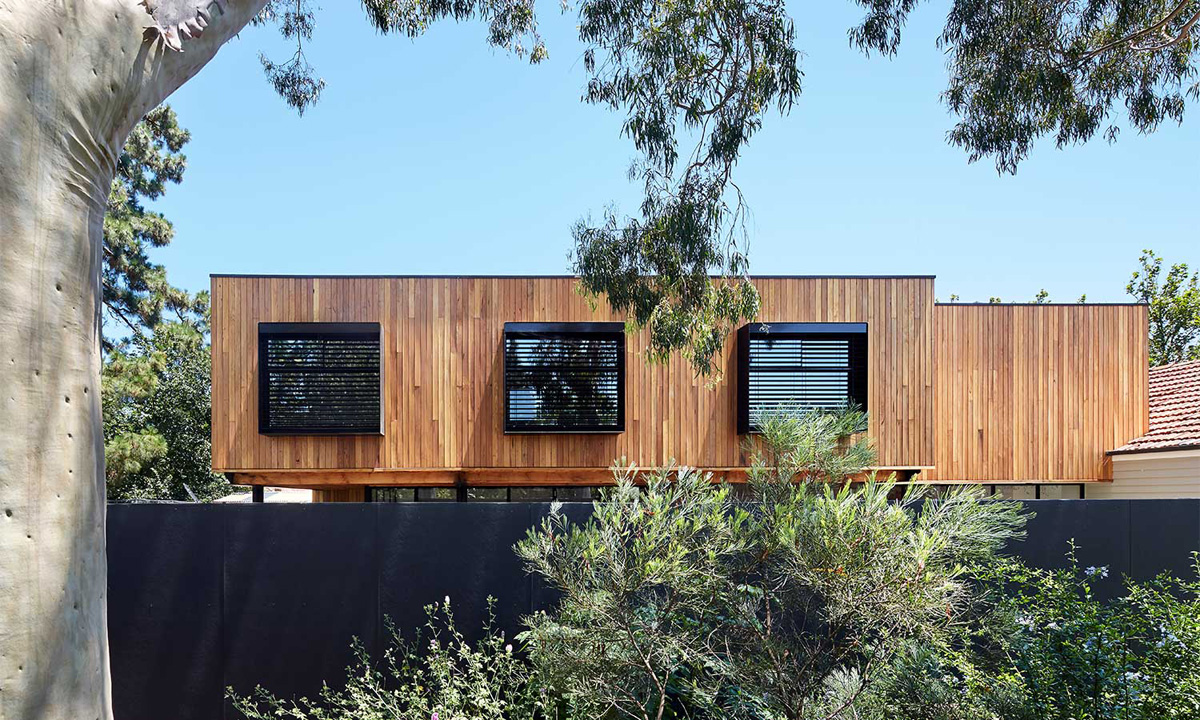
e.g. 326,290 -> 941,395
230,598 -> 558,720
515,408 -> 1029,720
856,551 -> 1200,720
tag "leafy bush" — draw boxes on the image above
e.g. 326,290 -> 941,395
231,598 -> 556,720
990,555 -> 1200,719
515,408 -> 1029,720
858,551 -> 1200,720
229,407 -> 1200,720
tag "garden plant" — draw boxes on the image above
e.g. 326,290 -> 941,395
231,408 -> 1188,720
515,408 -> 1029,720
228,409 -> 1200,720
231,598 -> 556,720
858,551 -> 1200,720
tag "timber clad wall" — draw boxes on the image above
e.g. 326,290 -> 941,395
926,304 -> 1149,482
210,275 -> 1147,486
212,276 -> 935,478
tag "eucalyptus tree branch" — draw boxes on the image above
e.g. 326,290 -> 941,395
1072,0 -> 1200,63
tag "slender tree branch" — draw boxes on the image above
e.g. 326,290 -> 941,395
1071,0 -> 1199,63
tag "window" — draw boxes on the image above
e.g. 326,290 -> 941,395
258,322 -> 383,435
737,322 -> 867,433
367,486 -> 602,502
368,487 -> 417,502
503,322 -> 625,433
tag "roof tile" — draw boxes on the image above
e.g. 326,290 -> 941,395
1111,359 -> 1200,454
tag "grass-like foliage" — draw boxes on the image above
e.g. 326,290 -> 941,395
230,598 -> 555,720
515,407 -> 1029,720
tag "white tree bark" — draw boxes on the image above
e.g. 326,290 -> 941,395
0,2 -> 264,718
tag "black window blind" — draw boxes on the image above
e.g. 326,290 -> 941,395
504,322 -> 625,433
737,322 -> 867,433
258,323 -> 382,435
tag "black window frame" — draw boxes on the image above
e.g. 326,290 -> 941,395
258,322 -> 384,436
737,322 -> 868,434
503,322 -> 626,434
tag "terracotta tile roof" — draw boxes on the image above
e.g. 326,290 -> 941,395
1110,359 -> 1200,454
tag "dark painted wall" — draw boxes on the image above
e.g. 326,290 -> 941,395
107,500 -> 1200,720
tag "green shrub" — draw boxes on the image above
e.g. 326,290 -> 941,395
859,551 -> 1200,720
989,553 -> 1200,720
515,408 -> 1029,720
230,408 -> 1200,720
230,598 -> 557,720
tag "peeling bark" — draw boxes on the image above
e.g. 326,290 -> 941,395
0,2 -> 264,718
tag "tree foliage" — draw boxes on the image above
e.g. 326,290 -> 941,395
1127,248 -> 1200,365
516,408 -> 1028,720
567,0 -> 799,377
103,104 -> 220,501
102,321 -> 228,502
253,0 -> 794,378
246,0 -> 1194,375
104,105 -> 207,349
854,0 -> 1199,174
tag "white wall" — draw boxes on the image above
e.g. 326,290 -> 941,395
1085,449 -> 1200,499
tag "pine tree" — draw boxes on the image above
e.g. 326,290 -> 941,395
103,105 -> 207,349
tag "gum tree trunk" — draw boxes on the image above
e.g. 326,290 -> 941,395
0,2 -> 264,718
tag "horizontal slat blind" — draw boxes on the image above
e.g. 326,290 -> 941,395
504,324 -> 625,432
259,323 -> 382,434
738,324 -> 867,433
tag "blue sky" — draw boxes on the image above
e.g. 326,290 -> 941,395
154,0 -> 1198,304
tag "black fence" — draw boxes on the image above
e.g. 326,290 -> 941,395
107,500 -> 1200,720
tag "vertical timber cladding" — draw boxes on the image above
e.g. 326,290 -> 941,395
927,303 -> 1149,482
211,276 -> 936,477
